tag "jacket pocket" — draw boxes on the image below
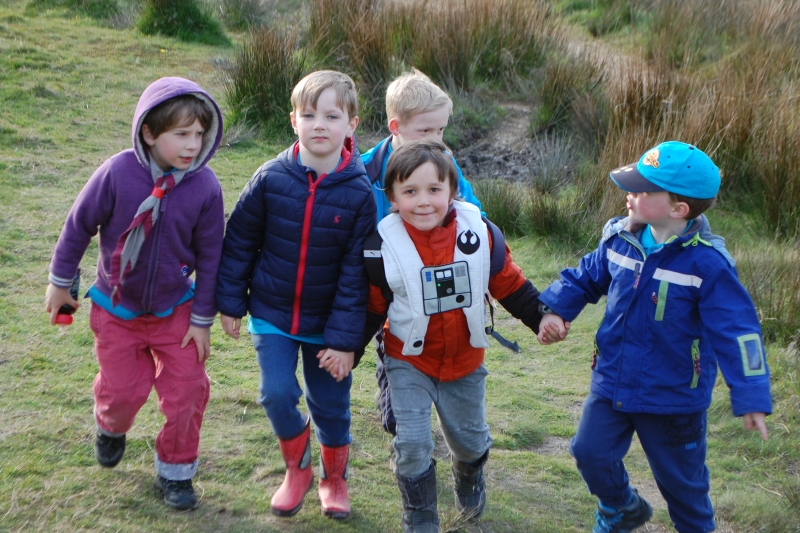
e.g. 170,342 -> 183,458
690,339 -> 701,389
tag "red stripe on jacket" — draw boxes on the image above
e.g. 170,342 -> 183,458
289,140 -> 354,334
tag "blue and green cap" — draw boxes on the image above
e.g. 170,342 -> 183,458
609,141 -> 720,200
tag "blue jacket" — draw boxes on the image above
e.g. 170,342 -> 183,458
216,138 -> 377,351
361,136 -> 482,222
539,215 -> 772,417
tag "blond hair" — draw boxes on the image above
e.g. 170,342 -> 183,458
291,70 -> 358,118
385,69 -> 453,123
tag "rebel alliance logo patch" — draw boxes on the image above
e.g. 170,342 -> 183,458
457,230 -> 480,255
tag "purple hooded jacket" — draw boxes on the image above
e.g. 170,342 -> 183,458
48,77 -> 225,327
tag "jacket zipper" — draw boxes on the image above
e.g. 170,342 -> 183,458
143,195 -> 167,311
291,173 -> 321,334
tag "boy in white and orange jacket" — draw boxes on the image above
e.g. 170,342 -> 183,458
351,140 -> 545,533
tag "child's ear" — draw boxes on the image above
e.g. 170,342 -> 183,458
388,117 -> 401,136
347,115 -> 359,138
671,201 -> 690,219
141,124 -> 156,147
289,111 -> 298,135
388,194 -> 399,212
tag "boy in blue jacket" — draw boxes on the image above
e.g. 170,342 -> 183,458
537,141 -> 771,533
361,69 -> 482,436
216,71 -> 376,520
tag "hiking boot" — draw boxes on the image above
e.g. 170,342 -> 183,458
397,460 -> 439,533
95,432 -> 125,468
593,489 -> 653,533
451,450 -> 488,519
155,476 -> 197,510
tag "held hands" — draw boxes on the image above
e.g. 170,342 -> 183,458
220,313 -> 241,339
317,348 -> 354,382
45,283 -> 79,326
537,313 -> 570,345
743,412 -> 768,441
182,325 -> 211,363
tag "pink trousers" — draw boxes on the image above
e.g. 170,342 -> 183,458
90,301 -> 210,467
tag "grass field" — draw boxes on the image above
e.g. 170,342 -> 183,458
1,1 -> 798,532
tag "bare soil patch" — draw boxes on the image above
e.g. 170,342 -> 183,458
456,102 -> 538,182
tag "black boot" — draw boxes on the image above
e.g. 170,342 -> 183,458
397,460 -> 439,533
452,450 -> 488,519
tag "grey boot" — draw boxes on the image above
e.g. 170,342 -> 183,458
451,450 -> 488,519
397,460 -> 439,533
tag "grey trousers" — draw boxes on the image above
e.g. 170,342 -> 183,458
385,356 -> 493,478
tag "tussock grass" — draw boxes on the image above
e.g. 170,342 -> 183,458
138,0 -> 230,45
551,0 -> 800,240
224,24 -> 308,137
472,179 -> 528,236
733,241 -> 800,343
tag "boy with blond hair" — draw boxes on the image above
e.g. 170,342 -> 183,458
216,70 -> 376,519
537,141 -> 772,533
361,69 -> 481,436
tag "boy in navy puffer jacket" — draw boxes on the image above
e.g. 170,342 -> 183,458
538,141 -> 772,533
216,70 -> 376,520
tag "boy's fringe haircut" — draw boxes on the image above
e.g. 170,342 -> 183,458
386,68 -> 453,124
384,140 -> 459,201
291,70 -> 359,118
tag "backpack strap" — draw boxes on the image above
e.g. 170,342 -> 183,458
484,217 -> 506,277
364,137 -> 391,186
363,230 -> 393,302
481,217 -> 521,352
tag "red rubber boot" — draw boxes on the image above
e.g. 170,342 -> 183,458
270,422 -> 314,517
318,444 -> 351,519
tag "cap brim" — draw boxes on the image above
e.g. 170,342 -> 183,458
609,164 -> 665,193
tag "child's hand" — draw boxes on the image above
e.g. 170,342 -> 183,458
317,349 -> 354,382
743,412 -> 768,441
45,283 -> 79,326
182,325 -> 211,363
537,314 -> 570,345
220,314 -> 241,339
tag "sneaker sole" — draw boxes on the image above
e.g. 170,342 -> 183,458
95,450 -> 124,468
322,508 -> 351,520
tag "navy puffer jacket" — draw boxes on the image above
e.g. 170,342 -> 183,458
217,138 -> 376,351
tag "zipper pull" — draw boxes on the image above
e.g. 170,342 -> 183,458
633,262 -> 641,289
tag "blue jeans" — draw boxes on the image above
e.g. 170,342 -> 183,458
570,393 -> 715,533
385,356 -> 492,479
253,334 -> 352,447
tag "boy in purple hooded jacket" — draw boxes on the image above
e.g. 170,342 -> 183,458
44,77 -> 225,511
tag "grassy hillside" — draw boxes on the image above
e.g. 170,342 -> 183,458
1,1 -> 798,532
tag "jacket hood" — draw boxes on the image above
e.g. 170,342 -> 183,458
131,77 -> 223,175
602,214 -> 735,267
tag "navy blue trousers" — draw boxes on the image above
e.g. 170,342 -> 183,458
570,393 -> 715,533
253,333 -> 352,446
